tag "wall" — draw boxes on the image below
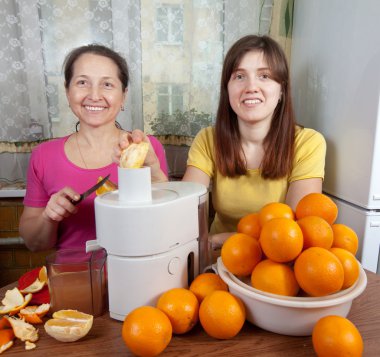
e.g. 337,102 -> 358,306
0,198 -> 54,287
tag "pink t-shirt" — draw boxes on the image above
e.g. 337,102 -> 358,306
23,135 -> 168,250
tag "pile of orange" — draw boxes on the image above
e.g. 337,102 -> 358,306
122,273 -> 244,356
225,193 -> 360,298
120,193 -> 363,356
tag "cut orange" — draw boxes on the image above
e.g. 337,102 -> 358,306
44,310 -> 93,342
120,142 -> 149,169
96,176 -> 118,196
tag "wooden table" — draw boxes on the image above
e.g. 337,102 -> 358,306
1,271 -> 379,356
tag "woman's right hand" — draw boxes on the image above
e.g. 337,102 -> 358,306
42,187 -> 79,222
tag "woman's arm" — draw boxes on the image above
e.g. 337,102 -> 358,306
182,166 -> 211,187
19,206 -> 59,251
285,178 -> 323,211
19,187 -> 80,251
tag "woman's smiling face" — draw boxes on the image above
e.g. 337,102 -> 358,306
227,50 -> 282,126
66,53 -> 126,128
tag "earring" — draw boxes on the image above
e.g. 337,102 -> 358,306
121,105 -> 125,111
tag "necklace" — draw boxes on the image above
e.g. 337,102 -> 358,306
75,133 -> 88,169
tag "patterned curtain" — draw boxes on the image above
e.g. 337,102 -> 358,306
0,0 -> 297,182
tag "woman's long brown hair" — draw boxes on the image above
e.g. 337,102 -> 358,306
215,35 -> 296,179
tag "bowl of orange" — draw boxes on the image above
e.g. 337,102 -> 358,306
216,257 -> 367,336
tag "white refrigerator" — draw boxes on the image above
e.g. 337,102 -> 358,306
290,0 -> 380,273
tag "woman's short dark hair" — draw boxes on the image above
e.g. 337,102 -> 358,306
63,44 -> 129,91
215,35 -> 296,179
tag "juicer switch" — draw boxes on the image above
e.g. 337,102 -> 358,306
168,257 -> 180,275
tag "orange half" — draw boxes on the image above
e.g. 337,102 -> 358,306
96,176 -> 118,196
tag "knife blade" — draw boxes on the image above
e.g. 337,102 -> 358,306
71,174 -> 111,205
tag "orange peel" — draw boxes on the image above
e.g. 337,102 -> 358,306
19,266 -> 48,294
0,328 -> 15,354
0,288 -> 32,315
4,316 -> 39,342
38,266 -> 48,283
19,304 -> 50,325
0,340 -> 14,354
119,142 -> 149,169
25,341 -> 37,350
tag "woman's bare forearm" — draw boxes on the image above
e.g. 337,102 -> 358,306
19,207 -> 59,252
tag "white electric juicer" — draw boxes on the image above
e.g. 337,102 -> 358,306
88,167 -> 209,321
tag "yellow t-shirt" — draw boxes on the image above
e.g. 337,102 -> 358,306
187,126 -> 326,234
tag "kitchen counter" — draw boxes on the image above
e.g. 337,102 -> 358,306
1,270 -> 379,356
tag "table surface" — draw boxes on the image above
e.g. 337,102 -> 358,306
1,270 -> 379,356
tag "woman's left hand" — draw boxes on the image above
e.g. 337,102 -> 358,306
113,129 -> 167,182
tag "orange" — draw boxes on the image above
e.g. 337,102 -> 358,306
44,309 -> 93,342
312,315 -> 363,357
251,259 -> 299,296
156,288 -> 199,334
258,202 -> 294,226
294,247 -> 344,297
295,193 -> 338,225
331,223 -> 359,255
237,213 -> 261,239
297,216 -> 334,250
199,290 -> 245,339
221,233 -> 262,276
330,247 -> 360,290
122,306 -> 172,357
96,176 -> 118,195
259,217 -> 303,263
189,273 -> 228,303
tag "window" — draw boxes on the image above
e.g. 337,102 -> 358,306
156,5 -> 183,44
157,84 -> 184,114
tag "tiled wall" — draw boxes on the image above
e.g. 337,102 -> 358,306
0,198 -> 53,287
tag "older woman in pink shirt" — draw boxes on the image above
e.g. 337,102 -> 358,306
20,44 -> 168,252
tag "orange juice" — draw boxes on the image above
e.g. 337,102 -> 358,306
48,269 -> 106,316
46,249 -> 107,317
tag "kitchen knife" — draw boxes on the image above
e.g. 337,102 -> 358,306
71,174 -> 111,205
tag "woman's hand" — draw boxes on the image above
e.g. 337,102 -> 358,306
113,129 -> 167,182
42,187 -> 79,222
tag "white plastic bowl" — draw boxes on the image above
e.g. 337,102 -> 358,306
216,257 -> 367,336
